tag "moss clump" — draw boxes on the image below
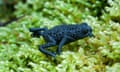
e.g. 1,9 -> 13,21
0,0 -> 120,72
105,0 -> 120,22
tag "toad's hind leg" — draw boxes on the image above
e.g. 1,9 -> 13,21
29,28 -> 48,37
38,35 -> 57,57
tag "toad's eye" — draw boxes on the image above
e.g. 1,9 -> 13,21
82,29 -> 88,34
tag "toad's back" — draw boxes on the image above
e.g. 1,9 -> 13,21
43,24 -> 82,42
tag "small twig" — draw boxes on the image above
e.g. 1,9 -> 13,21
0,15 -> 24,27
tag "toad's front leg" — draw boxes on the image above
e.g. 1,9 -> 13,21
56,35 -> 75,55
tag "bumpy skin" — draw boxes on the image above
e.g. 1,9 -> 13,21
29,23 -> 94,57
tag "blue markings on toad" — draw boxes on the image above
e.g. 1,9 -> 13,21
29,23 -> 94,57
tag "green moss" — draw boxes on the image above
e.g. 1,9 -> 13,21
106,0 -> 120,22
0,0 -> 120,72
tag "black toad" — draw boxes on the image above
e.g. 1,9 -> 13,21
29,23 -> 94,57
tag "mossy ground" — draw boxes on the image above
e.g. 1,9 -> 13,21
0,0 -> 120,72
